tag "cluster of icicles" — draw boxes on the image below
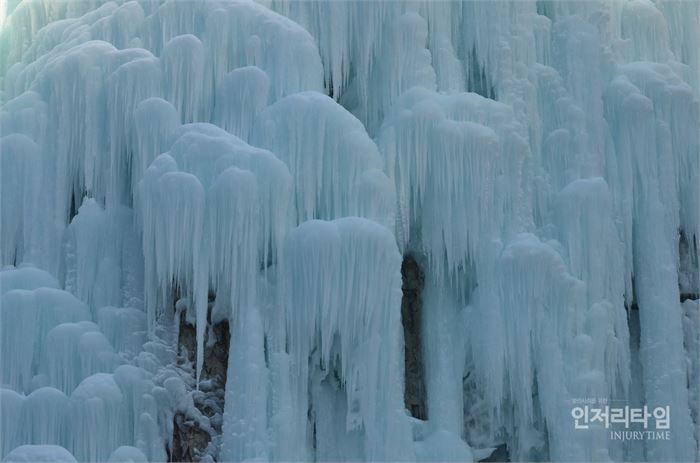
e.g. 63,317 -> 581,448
1,0 -> 698,462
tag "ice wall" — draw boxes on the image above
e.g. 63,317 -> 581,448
0,266 -> 167,462
1,0 -> 698,462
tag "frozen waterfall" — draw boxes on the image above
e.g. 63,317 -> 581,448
0,0 -> 698,462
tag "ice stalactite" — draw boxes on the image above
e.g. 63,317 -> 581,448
62,199 -> 144,314
377,87 -> 529,293
604,63 -> 698,461
106,55 -> 162,208
1,388 -> 24,455
269,2 -> 437,135
0,0 -> 106,74
212,66 -> 270,142
137,123 -> 291,385
554,179 -> 631,400
474,235 -> 592,460
68,373 -> 126,462
19,387 -> 69,447
197,1 -> 324,104
220,305 -> 267,462
0,265 -> 168,462
138,155 -> 206,340
44,321 -> 106,394
0,285 -> 90,393
362,11 -> 437,135
97,307 -> 147,357
130,97 -> 180,204
372,10 -> 660,460
418,279 -> 472,462
0,134 -> 42,265
254,92 -> 395,227
276,218 -> 412,461
269,0 -> 357,99
161,34 -> 206,124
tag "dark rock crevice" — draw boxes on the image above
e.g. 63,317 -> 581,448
171,298 -> 230,462
679,229 -> 699,299
401,254 -> 427,420
170,412 -> 211,463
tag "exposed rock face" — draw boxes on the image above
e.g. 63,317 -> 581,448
172,303 -> 230,462
401,254 -> 427,420
177,309 -> 197,367
171,412 -> 211,462
202,321 -> 230,385
481,443 -> 510,462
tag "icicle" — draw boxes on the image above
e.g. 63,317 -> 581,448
377,87 -> 528,295
160,34 -> 205,124
206,167 -> 259,319
62,199 -> 124,313
97,307 -> 147,357
154,170 -> 205,382
137,122 -> 292,387
0,134 -> 42,266
471,234 -> 590,460
1,287 -> 90,393
254,91 -> 395,226
220,305 -> 268,461
604,65 -> 697,461
68,373 -> 126,462
212,66 -> 269,141
112,365 -> 158,449
421,279 -> 469,446
19,387 -> 69,447
43,321 -> 100,394
1,388 -> 25,458
362,11 -> 436,133
278,218 -> 412,460
201,1 -> 324,103
106,55 -> 162,207
554,178 -> 630,398
269,0 -> 353,99
131,98 -> 180,206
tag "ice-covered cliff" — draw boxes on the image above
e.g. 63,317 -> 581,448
0,0 -> 698,461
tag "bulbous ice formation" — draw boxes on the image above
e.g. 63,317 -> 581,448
0,285 -> 90,393
274,218 -> 411,461
3,445 -> 78,463
254,91 -> 395,227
